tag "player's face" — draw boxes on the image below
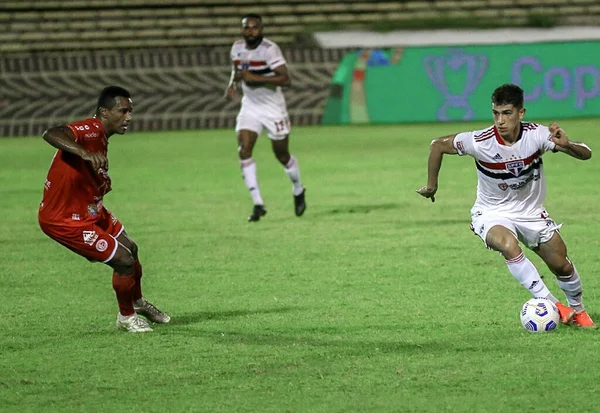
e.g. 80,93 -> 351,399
104,97 -> 133,135
242,18 -> 262,46
492,103 -> 525,140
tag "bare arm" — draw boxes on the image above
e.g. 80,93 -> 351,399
240,65 -> 291,87
416,134 -> 458,202
549,123 -> 592,160
42,125 -> 108,171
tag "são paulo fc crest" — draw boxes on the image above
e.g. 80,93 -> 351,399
506,160 -> 525,177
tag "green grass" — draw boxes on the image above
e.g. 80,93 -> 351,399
1,120 -> 600,413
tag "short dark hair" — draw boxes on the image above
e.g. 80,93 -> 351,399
96,86 -> 131,113
491,84 -> 524,108
242,13 -> 262,23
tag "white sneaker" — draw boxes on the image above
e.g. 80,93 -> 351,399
134,298 -> 171,324
116,313 -> 153,333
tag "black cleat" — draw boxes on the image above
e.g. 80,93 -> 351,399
248,205 -> 267,222
294,189 -> 306,217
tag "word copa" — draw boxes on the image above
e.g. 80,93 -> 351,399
512,56 -> 600,108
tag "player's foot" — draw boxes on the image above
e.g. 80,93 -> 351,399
294,189 -> 306,217
116,313 -> 153,333
555,302 -> 576,325
134,298 -> 171,324
248,205 -> 267,222
573,311 -> 595,328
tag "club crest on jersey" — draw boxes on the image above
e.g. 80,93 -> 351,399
88,203 -> 98,216
506,160 -> 525,177
498,183 -> 508,191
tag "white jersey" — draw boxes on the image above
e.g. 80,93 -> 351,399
230,37 -> 288,109
453,122 -> 557,216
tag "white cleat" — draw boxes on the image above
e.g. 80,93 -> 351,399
116,313 -> 153,333
133,298 -> 171,324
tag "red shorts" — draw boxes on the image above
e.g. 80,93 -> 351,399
39,208 -> 124,263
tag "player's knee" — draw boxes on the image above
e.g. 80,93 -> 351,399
553,261 -> 574,278
495,235 -> 520,257
110,251 -> 135,275
238,145 -> 252,159
274,151 -> 290,165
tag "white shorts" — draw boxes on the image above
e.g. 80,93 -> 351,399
235,104 -> 291,140
470,208 -> 562,249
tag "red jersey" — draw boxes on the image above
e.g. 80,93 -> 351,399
39,117 -> 112,225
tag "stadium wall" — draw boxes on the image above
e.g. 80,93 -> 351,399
0,48 -> 345,137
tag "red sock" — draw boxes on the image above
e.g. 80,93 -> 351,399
133,259 -> 143,302
112,273 -> 135,316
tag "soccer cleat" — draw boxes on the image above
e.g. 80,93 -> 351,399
116,313 -> 153,333
134,298 -> 171,324
573,311 -> 595,328
555,302 -> 576,325
248,205 -> 267,222
294,189 -> 306,217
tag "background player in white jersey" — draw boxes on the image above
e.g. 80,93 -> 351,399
416,84 -> 594,328
225,13 -> 306,222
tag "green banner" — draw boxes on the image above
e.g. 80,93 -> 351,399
322,42 -> 600,124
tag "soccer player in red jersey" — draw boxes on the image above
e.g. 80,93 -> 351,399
38,86 -> 170,333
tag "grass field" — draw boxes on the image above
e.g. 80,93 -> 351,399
1,120 -> 600,413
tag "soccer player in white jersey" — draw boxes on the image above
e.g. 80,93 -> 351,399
225,13 -> 306,222
416,83 -> 594,328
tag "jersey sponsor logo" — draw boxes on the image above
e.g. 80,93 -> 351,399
72,214 -> 81,221
44,180 -> 51,189
88,203 -> 99,216
506,160 -> 525,177
456,141 -> 465,154
84,132 -> 98,139
95,239 -> 109,252
110,213 -> 118,225
83,230 -> 98,246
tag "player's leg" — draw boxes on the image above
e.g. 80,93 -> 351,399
238,129 -> 266,221
533,232 -> 594,327
115,230 -> 170,324
107,243 -> 153,333
476,215 -> 560,305
270,135 -> 306,217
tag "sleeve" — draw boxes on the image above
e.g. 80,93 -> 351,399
453,131 -> 476,157
66,123 -> 84,143
267,43 -> 286,70
230,44 -> 236,64
535,125 -> 557,154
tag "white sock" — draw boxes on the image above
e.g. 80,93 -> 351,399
557,266 -> 584,312
240,158 -> 264,206
506,253 -> 557,301
284,155 -> 304,196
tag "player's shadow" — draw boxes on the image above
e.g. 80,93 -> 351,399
197,329 -> 449,356
170,306 -> 300,326
320,203 -> 404,216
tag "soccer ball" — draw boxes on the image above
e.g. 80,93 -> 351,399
520,298 -> 560,332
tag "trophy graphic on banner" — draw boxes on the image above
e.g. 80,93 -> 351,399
424,49 -> 488,121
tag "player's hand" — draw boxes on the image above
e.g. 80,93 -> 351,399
416,185 -> 437,202
549,122 -> 569,148
81,150 -> 108,172
224,87 -> 237,100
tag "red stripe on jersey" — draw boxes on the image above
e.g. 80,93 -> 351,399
233,60 -> 267,67
478,150 -> 540,170
493,126 -> 507,145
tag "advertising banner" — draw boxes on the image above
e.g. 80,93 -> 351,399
322,42 -> 600,124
